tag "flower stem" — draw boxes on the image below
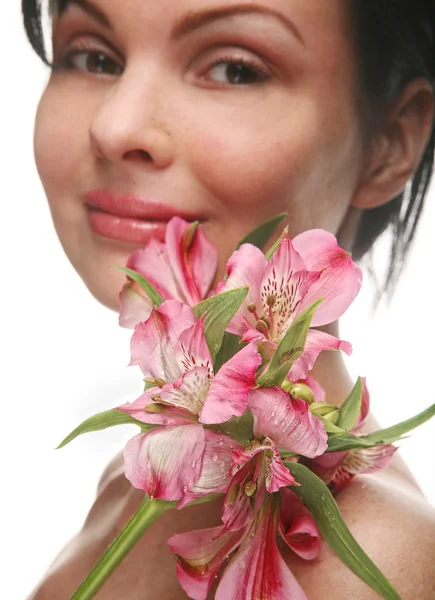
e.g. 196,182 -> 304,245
71,496 -> 172,600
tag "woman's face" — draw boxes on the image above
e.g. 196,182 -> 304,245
34,0 -> 366,310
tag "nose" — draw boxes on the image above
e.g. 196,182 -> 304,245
89,69 -> 176,170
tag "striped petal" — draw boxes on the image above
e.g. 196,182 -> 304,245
289,329 -> 352,382
292,229 -> 363,327
123,424 -> 205,501
217,244 -> 268,335
199,343 -> 261,424
177,431 -> 241,509
249,387 -> 328,459
169,526 -> 246,600
129,300 -> 197,381
279,487 -> 321,561
331,444 -> 397,492
216,495 -> 308,600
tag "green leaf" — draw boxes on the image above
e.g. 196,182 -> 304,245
265,226 -> 289,260
285,462 -> 402,600
71,497 -> 174,599
112,266 -> 164,307
257,299 -> 323,388
193,287 -> 248,360
337,377 -> 363,431
322,419 -> 346,435
56,409 -> 150,449
214,332 -> 244,372
235,213 -> 287,252
326,432 -> 376,453
327,402 -> 435,452
361,402 -> 435,445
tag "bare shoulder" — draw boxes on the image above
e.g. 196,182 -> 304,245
285,471 -> 435,599
29,454 -> 435,600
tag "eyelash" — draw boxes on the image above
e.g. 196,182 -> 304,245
52,44 -> 271,86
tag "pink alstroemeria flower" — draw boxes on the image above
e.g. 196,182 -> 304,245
306,379 -> 397,492
117,300 -> 261,505
211,387 -> 328,535
218,230 -> 361,380
119,217 -> 218,328
169,489 -> 321,600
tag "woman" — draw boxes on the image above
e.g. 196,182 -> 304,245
23,0 -> 435,598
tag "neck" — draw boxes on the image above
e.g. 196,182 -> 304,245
309,320 -> 355,407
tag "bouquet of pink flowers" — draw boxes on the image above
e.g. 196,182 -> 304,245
59,215 -> 435,600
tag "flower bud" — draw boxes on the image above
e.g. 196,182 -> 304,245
310,402 -> 340,424
282,381 -> 315,404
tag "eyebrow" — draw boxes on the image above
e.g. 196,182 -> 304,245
56,1 -> 304,46
57,0 -> 112,29
171,4 -> 304,45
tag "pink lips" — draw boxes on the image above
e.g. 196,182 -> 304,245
85,189 -> 200,245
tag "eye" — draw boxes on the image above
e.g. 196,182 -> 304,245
205,58 -> 271,85
55,48 -> 123,76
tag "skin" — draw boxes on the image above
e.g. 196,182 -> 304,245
30,0 -> 435,598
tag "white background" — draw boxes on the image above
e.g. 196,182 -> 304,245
2,3 -> 435,599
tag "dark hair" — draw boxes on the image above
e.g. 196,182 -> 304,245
21,0 -> 435,298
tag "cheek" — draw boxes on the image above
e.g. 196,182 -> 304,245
184,90 -> 361,234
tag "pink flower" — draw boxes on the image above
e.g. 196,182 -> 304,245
306,379 -> 397,492
117,300 -> 261,505
169,490 -> 321,600
217,387 -> 328,534
119,217 -> 218,328
217,230 -> 360,379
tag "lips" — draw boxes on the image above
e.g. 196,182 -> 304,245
85,189 -> 202,245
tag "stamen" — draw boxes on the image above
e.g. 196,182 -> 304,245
247,302 -> 261,321
144,403 -> 166,414
266,294 -> 276,307
256,319 -> 270,335
244,481 -> 257,497
228,483 -> 240,505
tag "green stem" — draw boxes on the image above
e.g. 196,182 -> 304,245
71,497 -> 172,600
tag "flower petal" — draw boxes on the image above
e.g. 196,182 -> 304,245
117,389 -> 196,426
217,244 -> 268,335
126,239 -> 176,299
169,526 -> 245,600
174,319 -> 214,377
161,367 -> 211,416
289,329 -> 352,382
262,438 -> 296,493
331,444 -> 397,492
123,424 -> 205,501
221,457 -> 261,534
354,377 -> 370,430
279,488 -> 321,561
249,387 -> 328,458
260,236 -> 308,334
129,300 -> 197,381
185,221 -> 219,301
200,343 -> 261,424
302,451 -> 347,485
118,282 -> 153,329
177,431 -> 242,509
216,495 -> 309,600
293,229 -> 362,327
